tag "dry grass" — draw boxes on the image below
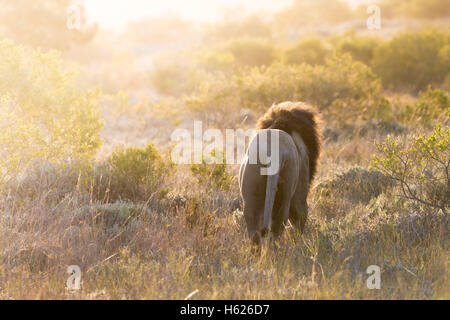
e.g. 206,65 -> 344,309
0,130 -> 448,299
1,0 -> 448,301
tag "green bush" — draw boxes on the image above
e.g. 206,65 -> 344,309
96,144 -> 175,201
223,38 -> 277,68
295,54 -> 382,117
190,151 -> 232,192
236,62 -> 299,111
183,72 -> 241,126
407,87 -> 449,125
183,53 -> 383,126
149,60 -> 206,97
284,37 -> 330,66
372,29 -> 449,91
2,162 -> 81,205
315,166 -> 396,205
91,201 -> 150,228
197,49 -> 236,74
239,54 -> 382,122
149,62 -> 183,96
331,32 -> 382,65
380,0 -> 450,20
373,125 -> 449,214
0,40 -> 103,183
0,0 -> 97,51
438,44 -> 450,90
312,166 -> 396,219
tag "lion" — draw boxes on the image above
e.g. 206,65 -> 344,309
239,102 -> 321,245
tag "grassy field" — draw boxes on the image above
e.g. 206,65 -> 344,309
0,0 -> 449,300
0,123 -> 448,299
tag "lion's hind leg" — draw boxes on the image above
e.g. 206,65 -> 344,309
271,204 -> 291,239
289,198 -> 308,234
269,185 -> 292,239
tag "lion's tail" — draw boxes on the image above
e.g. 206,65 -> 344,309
262,171 -> 279,236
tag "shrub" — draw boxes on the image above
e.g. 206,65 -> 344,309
183,72 -> 241,126
442,74 -> 450,92
408,87 -> 449,125
184,53 -> 383,126
197,49 -> 236,73
236,62 -> 300,111
284,37 -> 330,66
331,32 -> 382,65
91,201 -> 150,229
223,38 -> 277,68
239,54 -> 382,123
183,52 -> 383,128
98,144 -> 175,201
380,0 -> 450,20
315,166 -> 396,205
149,61 -> 205,97
190,151 -> 232,192
0,40 -> 103,183
0,0 -> 97,51
438,44 -> 450,90
312,166 -> 396,219
2,161 -> 81,205
294,54 -> 382,118
372,29 -> 449,91
373,125 -> 449,214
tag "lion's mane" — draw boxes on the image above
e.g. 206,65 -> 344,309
257,102 -> 322,183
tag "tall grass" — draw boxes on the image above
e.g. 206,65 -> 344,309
0,136 -> 448,299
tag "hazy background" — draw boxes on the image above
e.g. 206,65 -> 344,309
84,0 -> 296,29
0,0 -> 448,300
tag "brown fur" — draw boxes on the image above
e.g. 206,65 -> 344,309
257,102 -> 322,183
239,102 -> 322,244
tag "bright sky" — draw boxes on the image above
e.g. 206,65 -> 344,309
84,0 -> 294,30
84,0 -> 370,31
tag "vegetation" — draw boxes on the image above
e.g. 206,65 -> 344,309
223,38 -> 277,68
97,144 -> 175,201
403,87 -> 450,125
373,125 -> 449,214
0,0 -> 448,300
152,29 -> 449,123
0,40 -> 103,183
331,32 -> 382,65
380,0 -> 450,20
190,151 -> 232,192
372,29 -> 449,91
284,36 -> 330,66
0,0 -> 96,50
